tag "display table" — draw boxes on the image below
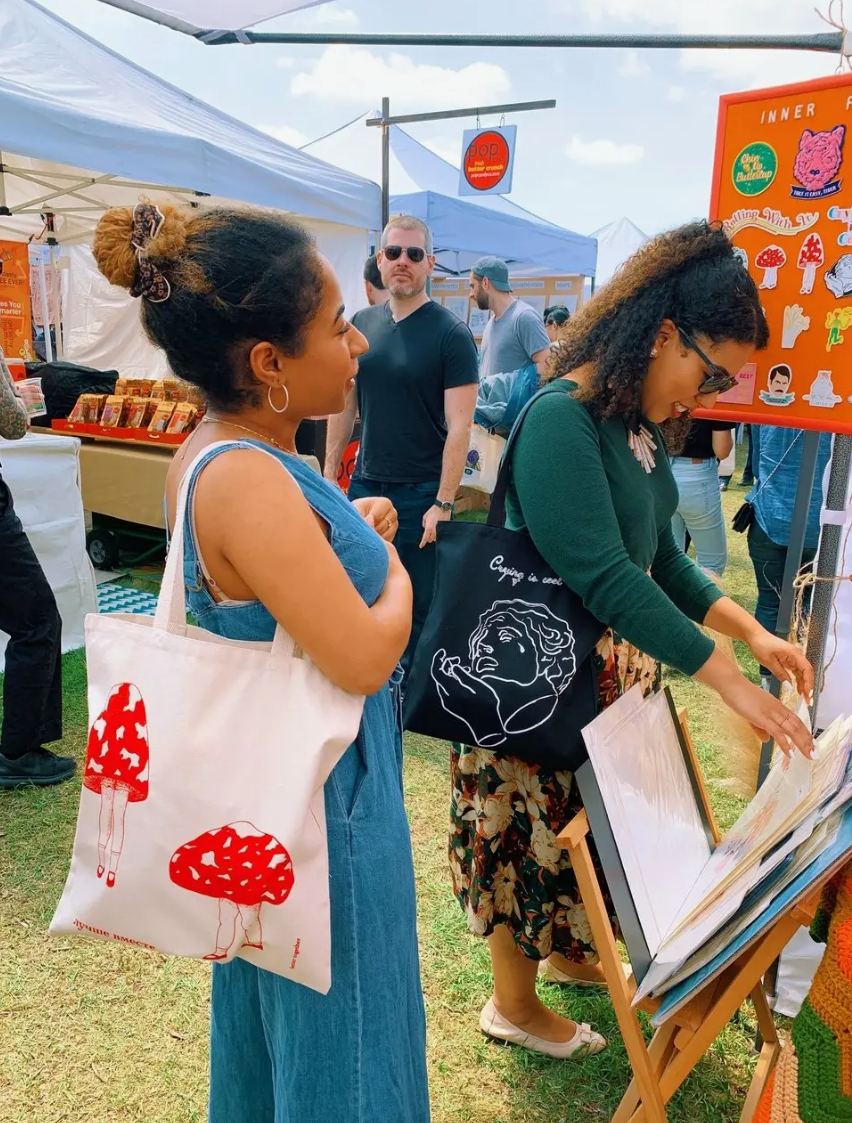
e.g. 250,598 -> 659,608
0,431 -> 97,669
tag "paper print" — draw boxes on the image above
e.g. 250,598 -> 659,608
827,205 -> 852,246
83,683 -> 150,888
797,233 -> 825,294
791,125 -> 845,199
804,370 -> 843,408
169,822 -> 295,961
723,207 -> 819,239
825,253 -> 852,298
431,599 -> 577,748
755,245 -> 787,289
781,304 -> 811,349
825,308 -> 852,351
759,363 -> 796,407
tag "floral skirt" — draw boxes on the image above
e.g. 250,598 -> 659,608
449,631 -> 660,962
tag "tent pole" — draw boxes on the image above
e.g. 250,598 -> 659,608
37,257 -> 54,363
381,97 -> 390,232
49,244 -> 63,360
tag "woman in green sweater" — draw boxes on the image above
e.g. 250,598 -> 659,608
451,222 -> 814,1060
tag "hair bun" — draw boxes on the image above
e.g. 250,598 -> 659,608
93,201 -> 189,291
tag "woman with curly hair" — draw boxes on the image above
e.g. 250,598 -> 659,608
452,221 -> 815,1060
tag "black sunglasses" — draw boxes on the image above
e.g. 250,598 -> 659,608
676,327 -> 739,396
383,245 -> 427,264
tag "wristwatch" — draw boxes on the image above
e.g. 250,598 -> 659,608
433,500 -> 455,514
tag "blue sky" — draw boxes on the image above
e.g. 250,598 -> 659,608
41,0 -> 841,236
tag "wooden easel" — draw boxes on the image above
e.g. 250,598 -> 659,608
557,710 -> 822,1123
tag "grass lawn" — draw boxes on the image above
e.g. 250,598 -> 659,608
1,462 -> 765,1123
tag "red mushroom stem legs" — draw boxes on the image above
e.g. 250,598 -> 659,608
203,899 -> 265,961
801,264 -> 818,295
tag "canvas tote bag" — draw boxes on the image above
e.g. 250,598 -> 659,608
50,443 -> 365,994
404,390 -> 606,771
462,425 -> 506,495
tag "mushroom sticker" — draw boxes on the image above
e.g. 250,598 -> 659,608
759,363 -> 796,408
797,233 -> 825,295
169,822 -> 295,961
83,683 -> 150,888
755,245 -> 786,289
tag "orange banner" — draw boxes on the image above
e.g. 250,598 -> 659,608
0,241 -> 34,362
706,73 -> 852,435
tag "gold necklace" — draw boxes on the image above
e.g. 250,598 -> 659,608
201,415 -> 295,455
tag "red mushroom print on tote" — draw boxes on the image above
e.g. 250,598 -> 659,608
755,245 -> 786,290
83,683 -> 150,888
169,822 -> 295,961
797,233 -> 825,295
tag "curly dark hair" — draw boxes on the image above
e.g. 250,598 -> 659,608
548,221 -> 769,430
93,204 -> 324,411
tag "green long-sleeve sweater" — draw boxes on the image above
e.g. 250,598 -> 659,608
505,380 -> 723,676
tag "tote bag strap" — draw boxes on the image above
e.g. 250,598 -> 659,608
487,387 -> 551,529
154,440 -> 295,661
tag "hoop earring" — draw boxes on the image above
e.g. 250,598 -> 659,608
268,383 -> 289,414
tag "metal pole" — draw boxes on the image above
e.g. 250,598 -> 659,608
807,434 -> 852,732
37,256 -> 53,363
366,99 -> 557,127
381,96 -> 390,234
756,430 -> 822,787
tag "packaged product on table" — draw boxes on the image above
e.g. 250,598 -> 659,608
100,395 -> 128,427
148,400 -> 176,434
125,397 -> 155,428
165,402 -> 197,435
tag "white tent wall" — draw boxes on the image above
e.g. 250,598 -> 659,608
61,219 -> 371,380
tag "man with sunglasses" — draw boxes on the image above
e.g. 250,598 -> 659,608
325,215 -> 479,676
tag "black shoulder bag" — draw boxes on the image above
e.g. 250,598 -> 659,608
403,391 -> 606,771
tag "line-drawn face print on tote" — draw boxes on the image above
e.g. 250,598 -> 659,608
430,599 -> 577,748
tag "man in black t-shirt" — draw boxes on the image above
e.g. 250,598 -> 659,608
324,215 -> 479,674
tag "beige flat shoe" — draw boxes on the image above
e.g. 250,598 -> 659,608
537,958 -> 632,988
479,998 -> 607,1059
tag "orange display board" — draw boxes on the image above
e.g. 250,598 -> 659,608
0,241 -> 33,362
707,73 -> 852,435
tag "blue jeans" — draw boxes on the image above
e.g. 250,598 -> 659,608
348,477 -> 439,676
670,458 -> 728,576
747,519 -> 816,675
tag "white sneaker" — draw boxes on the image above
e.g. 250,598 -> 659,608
479,998 -> 607,1059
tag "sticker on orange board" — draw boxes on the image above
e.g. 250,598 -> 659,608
717,362 -> 757,406
758,363 -> 796,408
755,245 -> 787,289
797,233 -> 825,294
804,370 -> 843,408
781,304 -> 811,349
732,141 -> 778,196
170,822 -> 295,962
83,683 -> 150,889
732,246 -> 749,270
827,205 -> 852,247
723,207 -> 819,239
825,254 -> 852,299
825,308 -> 852,351
791,125 -> 845,200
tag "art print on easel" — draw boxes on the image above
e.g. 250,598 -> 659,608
431,598 -> 577,748
83,683 -> 150,888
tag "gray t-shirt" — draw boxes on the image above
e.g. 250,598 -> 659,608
478,299 -> 551,378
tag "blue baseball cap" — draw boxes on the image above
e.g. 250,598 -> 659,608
471,256 -> 512,292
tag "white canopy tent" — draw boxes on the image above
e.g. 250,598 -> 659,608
589,217 -> 649,286
0,0 -> 381,372
96,0 -> 333,34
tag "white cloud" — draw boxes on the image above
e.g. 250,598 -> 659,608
667,85 -> 687,102
276,56 -> 296,69
258,123 -> 309,149
619,50 -> 650,77
309,5 -> 359,25
290,45 -> 511,109
678,48 -> 835,91
566,136 -> 645,165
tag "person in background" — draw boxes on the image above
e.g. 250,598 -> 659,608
544,305 -> 571,344
740,423 -> 755,487
747,423 -> 832,682
324,214 -> 479,675
451,222 -> 814,1062
470,257 -> 551,379
94,201 -> 429,1123
0,351 -> 73,788
671,418 -> 737,576
363,253 -> 389,307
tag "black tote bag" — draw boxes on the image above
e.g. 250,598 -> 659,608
403,391 -> 606,771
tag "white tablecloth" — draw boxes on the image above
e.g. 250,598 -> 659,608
0,431 -> 97,669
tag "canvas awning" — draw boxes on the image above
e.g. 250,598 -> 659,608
95,0 -> 333,34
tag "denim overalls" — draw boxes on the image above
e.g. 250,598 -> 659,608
178,441 -> 430,1123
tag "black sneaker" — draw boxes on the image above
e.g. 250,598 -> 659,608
0,747 -> 77,789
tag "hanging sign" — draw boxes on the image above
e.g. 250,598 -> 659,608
0,241 -> 34,362
702,73 -> 852,435
459,125 -> 517,197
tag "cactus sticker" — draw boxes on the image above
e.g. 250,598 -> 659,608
732,142 -> 778,197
